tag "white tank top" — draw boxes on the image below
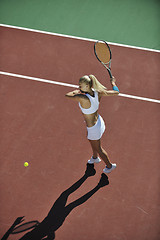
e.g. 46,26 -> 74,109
79,90 -> 99,114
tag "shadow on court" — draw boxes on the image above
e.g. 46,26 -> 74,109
2,164 -> 109,240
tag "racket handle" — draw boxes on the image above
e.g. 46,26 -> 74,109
107,68 -> 112,78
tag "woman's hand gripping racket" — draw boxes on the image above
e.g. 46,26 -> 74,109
94,40 -> 112,78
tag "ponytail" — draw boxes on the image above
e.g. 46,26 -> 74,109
79,75 -> 107,93
89,75 -> 107,93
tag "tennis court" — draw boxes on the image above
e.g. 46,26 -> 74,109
0,1 -> 160,240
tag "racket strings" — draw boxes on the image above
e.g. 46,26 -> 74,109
95,42 -> 111,64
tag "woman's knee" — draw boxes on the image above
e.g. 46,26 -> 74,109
97,147 -> 103,154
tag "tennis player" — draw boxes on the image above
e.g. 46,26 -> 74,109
65,75 -> 119,173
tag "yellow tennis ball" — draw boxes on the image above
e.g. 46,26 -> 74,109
24,162 -> 29,167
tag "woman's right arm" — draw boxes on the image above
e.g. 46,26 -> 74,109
65,90 -> 83,102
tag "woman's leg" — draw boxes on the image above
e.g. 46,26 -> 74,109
89,139 -> 112,168
89,140 -> 98,159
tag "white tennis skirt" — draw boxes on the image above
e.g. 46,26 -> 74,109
87,115 -> 105,140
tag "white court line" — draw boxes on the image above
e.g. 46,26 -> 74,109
0,71 -> 78,88
0,24 -> 160,53
0,71 -> 160,104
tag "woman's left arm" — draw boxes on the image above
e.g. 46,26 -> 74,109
103,90 -> 119,96
100,76 -> 119,97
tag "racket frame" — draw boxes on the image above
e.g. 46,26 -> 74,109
94,40 -> 112,78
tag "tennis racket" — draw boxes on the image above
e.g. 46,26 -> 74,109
11,220 -> 39,234
94,40 -> 112,78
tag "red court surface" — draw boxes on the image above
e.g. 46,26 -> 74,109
0,26 -> 160,240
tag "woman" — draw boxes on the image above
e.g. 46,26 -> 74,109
65,75 -> 119,174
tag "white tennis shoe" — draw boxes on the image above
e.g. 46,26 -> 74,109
88,156 -> 101,164
103,164 -> 117,174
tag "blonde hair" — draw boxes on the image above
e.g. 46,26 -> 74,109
79,75 -> 107,93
